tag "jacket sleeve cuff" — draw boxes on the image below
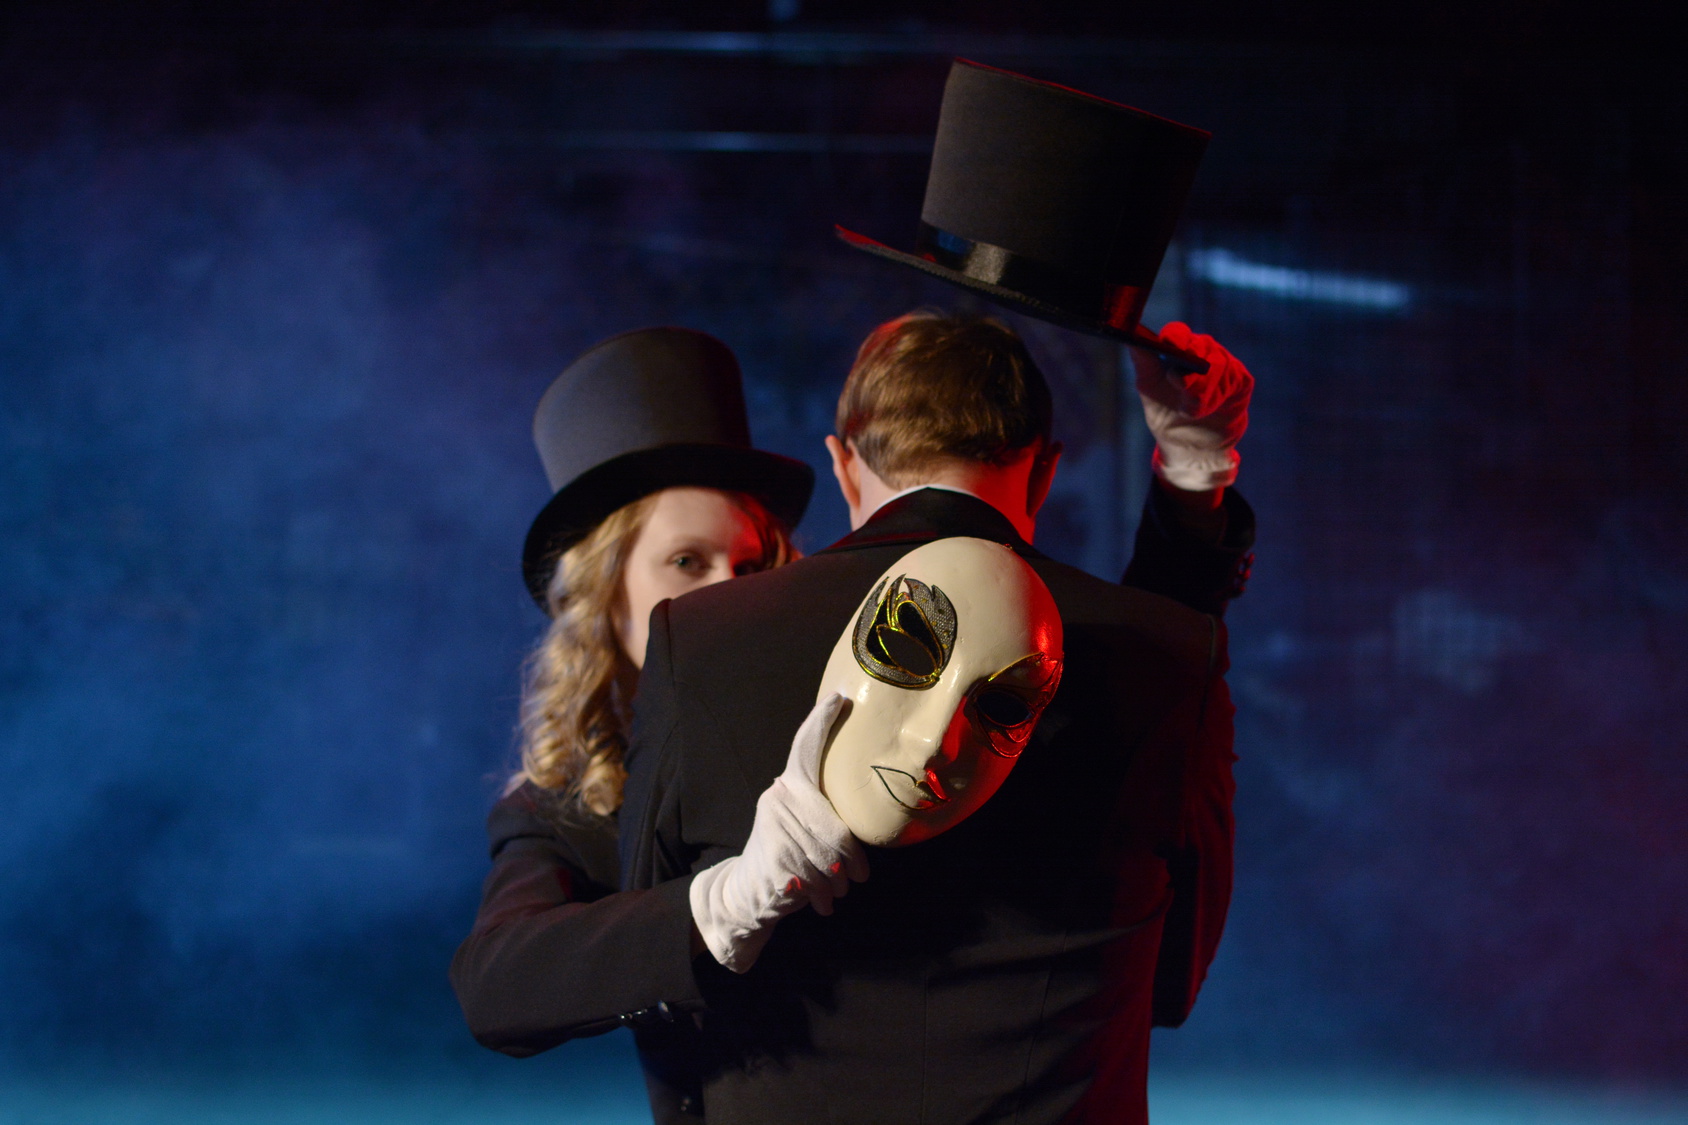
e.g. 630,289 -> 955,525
1122,485 -> 1256,616
626,874 -> 706,1022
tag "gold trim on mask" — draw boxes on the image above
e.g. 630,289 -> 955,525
851,574 -> 958,689
968,652 -> 1064,759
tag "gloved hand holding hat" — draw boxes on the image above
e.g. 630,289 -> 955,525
1132,321 -> 1254,492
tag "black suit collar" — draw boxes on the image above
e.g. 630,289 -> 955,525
817,488 -> 1044,559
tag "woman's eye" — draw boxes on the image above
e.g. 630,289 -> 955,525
671,554 -> 702,572
733,560 -> 764,577
975,689 -> 1033,728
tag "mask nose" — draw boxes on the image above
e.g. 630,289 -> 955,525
889,723 -> 940,768
921,703 -> 976,784
908,702 -> 980,797
889,691 -> 960,771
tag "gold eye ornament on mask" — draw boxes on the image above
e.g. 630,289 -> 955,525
968,653 -> 1064,759
851,574 -> 958,689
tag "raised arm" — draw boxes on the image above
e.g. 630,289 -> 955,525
1122,481 -> 1255,615
1122,324 -> 1257,616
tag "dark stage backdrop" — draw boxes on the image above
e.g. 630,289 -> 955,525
1,14 -> 1684,1102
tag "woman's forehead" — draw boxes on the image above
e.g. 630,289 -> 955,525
642,488 -> 759,544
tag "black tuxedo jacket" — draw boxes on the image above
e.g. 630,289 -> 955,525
618,489 -> 1240,1125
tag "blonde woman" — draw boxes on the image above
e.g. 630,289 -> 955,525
519,484 -> 795,818
451,329 -> 809,1096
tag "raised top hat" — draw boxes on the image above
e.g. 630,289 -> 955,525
521,327 -> 814,610
837,59 -> 1211,372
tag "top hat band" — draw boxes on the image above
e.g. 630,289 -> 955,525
915,223 -> 1148,331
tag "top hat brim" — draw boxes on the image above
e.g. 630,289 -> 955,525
522,443 -> 814,610
836,226 -> 1210,375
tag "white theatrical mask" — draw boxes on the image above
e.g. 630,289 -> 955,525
817,537 -> 1064,847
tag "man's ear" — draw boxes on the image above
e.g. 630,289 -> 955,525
1025,440 -> 1063,518
825,434 -> 862,513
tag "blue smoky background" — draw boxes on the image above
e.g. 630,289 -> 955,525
1,4 -> 1684,1121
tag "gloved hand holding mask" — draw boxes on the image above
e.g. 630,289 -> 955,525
690,536 -> 1065,972
689,693 -> 869,973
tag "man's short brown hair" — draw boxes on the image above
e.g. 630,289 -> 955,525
835,311 -> 1053,488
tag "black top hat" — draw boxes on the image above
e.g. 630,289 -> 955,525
521,327 -> 814,610
837,59 -> 1212,372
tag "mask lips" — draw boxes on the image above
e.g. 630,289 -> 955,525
870,765 -> 948,811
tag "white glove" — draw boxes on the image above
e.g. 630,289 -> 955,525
1133,322 -> 1254,492
689,693 -> 870,973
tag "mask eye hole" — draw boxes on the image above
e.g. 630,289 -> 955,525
852,575 -> 957,689
895,601 -> 938,654
874,620 -> 938,678
975,688 -> 1033,729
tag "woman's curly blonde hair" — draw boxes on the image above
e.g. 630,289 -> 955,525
517,489 -> 797,816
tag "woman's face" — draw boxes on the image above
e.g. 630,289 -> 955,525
617,487 -> 769,668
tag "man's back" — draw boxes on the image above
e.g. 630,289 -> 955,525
622,489 -> 1236,1124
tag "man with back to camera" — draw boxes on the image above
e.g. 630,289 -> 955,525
611,60 -> 1252,1123
618,305 -> 1254,1124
